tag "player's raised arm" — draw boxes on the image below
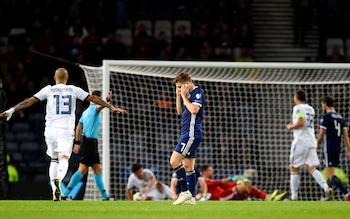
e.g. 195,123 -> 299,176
0,96 -> 38,121
180,84 -> 201,114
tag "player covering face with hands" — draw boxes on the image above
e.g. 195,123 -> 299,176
0,68 -> 126,201
169,72 -> 205,205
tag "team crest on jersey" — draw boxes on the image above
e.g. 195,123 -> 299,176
196,93 -> 201,99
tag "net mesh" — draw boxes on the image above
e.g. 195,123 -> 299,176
80,61 -> 350,201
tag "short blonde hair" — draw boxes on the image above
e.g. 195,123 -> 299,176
172,72 -> 192,84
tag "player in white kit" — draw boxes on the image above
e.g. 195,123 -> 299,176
126,163 -> 172,200
0,68 -> 123,201
286,89 -> 331,201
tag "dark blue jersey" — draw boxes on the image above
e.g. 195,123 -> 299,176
320,111 -> 347,153
180,86 -> 205,137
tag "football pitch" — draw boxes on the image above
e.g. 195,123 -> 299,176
0,201 -> 349,219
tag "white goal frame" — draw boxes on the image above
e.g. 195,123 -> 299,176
81,60 -> 350,200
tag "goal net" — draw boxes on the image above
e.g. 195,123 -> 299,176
80,61 -> 350,201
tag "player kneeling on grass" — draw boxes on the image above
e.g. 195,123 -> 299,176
201,165 -> 287,201
126,163 -> 172,201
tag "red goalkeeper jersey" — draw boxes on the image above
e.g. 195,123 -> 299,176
204,178 -> 237,200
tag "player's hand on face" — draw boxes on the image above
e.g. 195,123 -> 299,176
180,84 -> 189,97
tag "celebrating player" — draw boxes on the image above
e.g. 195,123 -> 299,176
0,68 -> 122,201
286,89 -> 332,201
169,72 -> 205,205
200,164 -> 286,201
126,163 -> 172,200
317,95 -> 350,201
62,90 -> 126,200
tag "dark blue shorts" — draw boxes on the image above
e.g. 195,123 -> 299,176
174,135 -> 202,158
323,152 -> 340,167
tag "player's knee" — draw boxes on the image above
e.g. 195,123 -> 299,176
92,165 -> 102,174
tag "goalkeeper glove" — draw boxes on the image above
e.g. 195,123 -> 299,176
4,108 -> 15,121
228,175 -> 245,182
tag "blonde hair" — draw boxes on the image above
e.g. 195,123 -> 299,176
172,72 -> 192,84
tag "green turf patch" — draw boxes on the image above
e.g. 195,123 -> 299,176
0,200 -> 349,219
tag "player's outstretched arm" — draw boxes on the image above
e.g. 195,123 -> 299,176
97,91 -> 113,112
0,97 -> 38,121
87,94 -> 127,113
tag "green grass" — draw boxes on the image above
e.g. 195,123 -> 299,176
0,200 -> 349,219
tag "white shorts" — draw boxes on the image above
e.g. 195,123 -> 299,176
290,144 -> 320,168
44,127 -> 74,158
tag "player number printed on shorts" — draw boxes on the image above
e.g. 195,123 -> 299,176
180,142 -> 186,152
334,120 -> 341,137
54,94 -> 72,114
305,113 -> 314,128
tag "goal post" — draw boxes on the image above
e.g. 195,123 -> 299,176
80,60 -> 350,200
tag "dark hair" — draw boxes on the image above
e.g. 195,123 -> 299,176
322,95 -> 335,107
200,164 -> 211,172
131,163 -> 142,173
92,90 -> 101,97
295,89 -> 306,102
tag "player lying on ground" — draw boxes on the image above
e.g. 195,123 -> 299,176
200,165 -> 287,201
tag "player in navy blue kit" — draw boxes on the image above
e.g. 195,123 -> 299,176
170,72 -> 205,205
317,95 -> 350,201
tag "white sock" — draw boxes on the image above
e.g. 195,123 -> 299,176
290,172 -> 300,200
57,159 -> 69,181
311,169 -> 329,191
49,160 -> 58,190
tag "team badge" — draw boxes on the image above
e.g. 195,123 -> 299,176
196,93 -> 201,99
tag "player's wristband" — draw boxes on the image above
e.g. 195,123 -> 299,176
74,140 -> 81,145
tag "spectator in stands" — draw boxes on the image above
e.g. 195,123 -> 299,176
65,34 -> 82,62
193,24 -> 213,58
236,47 -> 254,62
233,22 -> 255,51
291,0 -> 312,47
214,47 -> 233,61
132,23 -> 153,59
326,44 -> 346,63
68,17 -> 88,39
153,31 -> 171,59
81,26 -> 103,64
172,25 -> 193,59
103,33 -> 129,60
214,23 -> 234,49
